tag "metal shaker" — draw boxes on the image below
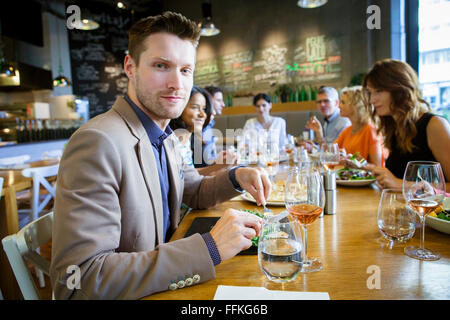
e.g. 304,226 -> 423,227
321,171 -> 337,215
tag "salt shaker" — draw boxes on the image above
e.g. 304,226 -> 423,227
321,171 -> 337,215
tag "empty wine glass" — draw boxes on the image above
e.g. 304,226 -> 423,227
258,215 -> 303,282
377,189 -> 416,249
285,167 -> 325,273
403,161 -> 446,261
320,143 -> 340,171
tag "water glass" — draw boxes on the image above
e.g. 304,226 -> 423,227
377,189 -> 416,249
258,216 -> 303,283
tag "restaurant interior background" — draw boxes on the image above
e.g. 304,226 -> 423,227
0,0 -> 448,157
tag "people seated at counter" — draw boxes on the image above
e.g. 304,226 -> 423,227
363,59 -> 450,189
335,86 -> 385,167
299,86 -> 351,152
169,85 -> 237,176
243,93 -> 288,149
50,12 -> 268,300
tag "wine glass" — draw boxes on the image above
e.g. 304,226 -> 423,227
284,167 -> 325,273
264,139 -> 280,181
320,143 -> 340,171
258,214 -> 303,282
377,189 -> 416,249
402,161 -> 446,261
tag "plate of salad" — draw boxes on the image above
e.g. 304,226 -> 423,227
336,167 -> 376,187
426,197 -> 450,235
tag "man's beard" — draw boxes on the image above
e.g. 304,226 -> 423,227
135,76 -> 186,121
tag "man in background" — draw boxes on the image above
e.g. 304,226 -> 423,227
301,86 -> 351,151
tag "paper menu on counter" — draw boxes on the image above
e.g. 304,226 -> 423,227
214,285 -> 330,300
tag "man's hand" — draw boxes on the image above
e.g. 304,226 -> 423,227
306,116 -> 324,140
210,209 -> 264,261
235,167 -> 271,206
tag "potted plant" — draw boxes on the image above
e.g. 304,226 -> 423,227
275,84 -> 293,103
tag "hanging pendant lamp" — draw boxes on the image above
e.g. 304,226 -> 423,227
53,19 -> 71,88
297,0 -> 328,9
198,0 -> 220,36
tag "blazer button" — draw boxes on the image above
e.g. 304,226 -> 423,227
185,277 -> 193,286
169,281 -> 178,291
193,274 -> 200,283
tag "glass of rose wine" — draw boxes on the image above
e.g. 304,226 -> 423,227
402,161 -> 446,261
320,143 -> 340,171
284,167 -> 325,273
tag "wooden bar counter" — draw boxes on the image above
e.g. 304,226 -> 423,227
144,184 -> 450,300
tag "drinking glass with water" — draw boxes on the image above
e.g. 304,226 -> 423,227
258,215 -> 303,283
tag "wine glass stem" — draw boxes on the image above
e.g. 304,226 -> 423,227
302,225 -> 308,261
419,215 -> 425,252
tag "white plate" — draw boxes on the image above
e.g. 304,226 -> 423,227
336,179 -> 376,187
426,197 -> 450,235
241,192 -> 285,206
426,215 -> 450,235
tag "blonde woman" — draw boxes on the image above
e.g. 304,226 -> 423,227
335,86 -> 385,167
363,59 -> 450,189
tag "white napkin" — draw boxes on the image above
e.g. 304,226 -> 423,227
214,285 -> 330,300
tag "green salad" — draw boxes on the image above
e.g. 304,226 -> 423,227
337,167 -> 375,180
436,209 -> 450,222
240,209 -> 263,246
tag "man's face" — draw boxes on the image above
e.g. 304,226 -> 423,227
213,92 -> 225,115
316,92 -> 339,119
124,32 -> 196,126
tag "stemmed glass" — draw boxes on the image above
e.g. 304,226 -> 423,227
402,161 -> 446,261
258,215 -> 303,283
264,139 -> 280,181
320,143 -> 340,171
377,189 -> 416,249
284,167 -> 325,273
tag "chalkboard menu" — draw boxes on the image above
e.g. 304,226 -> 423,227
68,7 -> 131,118
194,35 -> 342,95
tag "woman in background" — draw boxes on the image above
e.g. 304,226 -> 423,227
243,93 -> 287,149
170,86 -> 237,176
335,86 -> 385,167
363,59 -> 450,189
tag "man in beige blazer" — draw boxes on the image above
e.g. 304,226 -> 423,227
50,12 -> 269,299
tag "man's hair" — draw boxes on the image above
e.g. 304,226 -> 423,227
317,86 -> 339,103
205,86 -> 223,96
128,11 -> 201,66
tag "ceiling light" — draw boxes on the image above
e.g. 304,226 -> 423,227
53,20 -> 71,88
199,1 -> 220,37
297,0 -> 328,9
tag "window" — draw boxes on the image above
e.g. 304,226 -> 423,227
419,0 -> 450,120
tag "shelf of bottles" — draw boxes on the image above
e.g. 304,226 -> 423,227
0,118 -> 84,144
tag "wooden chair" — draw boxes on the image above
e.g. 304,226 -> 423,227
2,212 -> 53,300
0,155 -> 31,169
21,165 -> 59,222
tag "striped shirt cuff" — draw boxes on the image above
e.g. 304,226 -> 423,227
201,232 -> 222,266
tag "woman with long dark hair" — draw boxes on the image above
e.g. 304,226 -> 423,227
363,59 -> 450,189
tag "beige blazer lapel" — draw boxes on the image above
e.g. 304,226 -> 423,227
164,136 -> 182,227
112,97 -> 165,245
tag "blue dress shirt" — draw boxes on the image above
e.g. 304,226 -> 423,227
124,95 -> 172,241
124,95 -> 226,265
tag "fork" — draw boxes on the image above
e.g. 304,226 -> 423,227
262,203 -> 273,217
